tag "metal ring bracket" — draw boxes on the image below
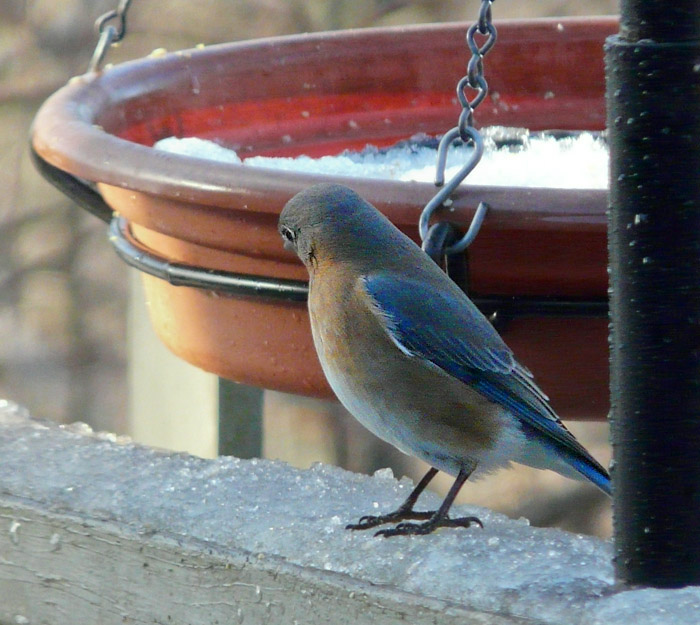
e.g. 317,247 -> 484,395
110,216 -> 309,302
111,215 -> 607,317
29,145 -> 113,223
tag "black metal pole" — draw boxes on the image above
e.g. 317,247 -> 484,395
606,1 -> 700,588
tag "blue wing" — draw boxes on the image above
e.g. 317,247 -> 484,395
362,272 -> 610,494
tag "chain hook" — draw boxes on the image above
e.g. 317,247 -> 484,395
420,127 -> 489,256
87,0 -> 134,73
419,0 -> 495,265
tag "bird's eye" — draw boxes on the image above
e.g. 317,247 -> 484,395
281,227 -> 296,243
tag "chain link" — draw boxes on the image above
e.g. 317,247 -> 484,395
420,0 -> 496,256
87,0 -> 134,73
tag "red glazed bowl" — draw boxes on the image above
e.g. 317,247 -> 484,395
31,17 -> 617,419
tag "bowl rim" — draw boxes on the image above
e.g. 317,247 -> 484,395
31,16 -> 616,219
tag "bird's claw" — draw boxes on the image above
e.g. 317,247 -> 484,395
374,515 -> 483,537
375,521 -> 430,537
346,509 -> 434,531
346,515 -> 385,530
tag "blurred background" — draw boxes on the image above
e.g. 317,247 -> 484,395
1,0 -> 617,537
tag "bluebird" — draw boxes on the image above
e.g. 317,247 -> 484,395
278,183 -> 611,537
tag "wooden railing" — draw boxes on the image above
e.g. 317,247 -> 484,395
0,401 -> 657,625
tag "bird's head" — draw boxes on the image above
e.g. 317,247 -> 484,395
279,183 -> 405,271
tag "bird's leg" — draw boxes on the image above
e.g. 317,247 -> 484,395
346,467 -> 439,530
375,465 -> 483,537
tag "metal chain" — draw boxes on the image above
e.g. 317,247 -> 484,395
85,0 -> 493,254
420,0 -> 496,256
87,0 -> 134,73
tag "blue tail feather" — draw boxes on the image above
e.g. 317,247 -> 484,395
565,452 -> 612,496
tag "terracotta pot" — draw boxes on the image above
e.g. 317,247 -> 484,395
31,17 -> 617,419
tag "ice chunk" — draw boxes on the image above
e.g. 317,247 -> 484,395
154,129 -> 608,189
155,136 -> 242,164
0,399 -> 30,423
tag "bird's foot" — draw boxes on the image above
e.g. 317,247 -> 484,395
345,466 -> 480,536
346,509 -> 434,531
374,514 -> 483,537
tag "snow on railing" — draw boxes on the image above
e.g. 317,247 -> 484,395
0,401 -> 696,625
